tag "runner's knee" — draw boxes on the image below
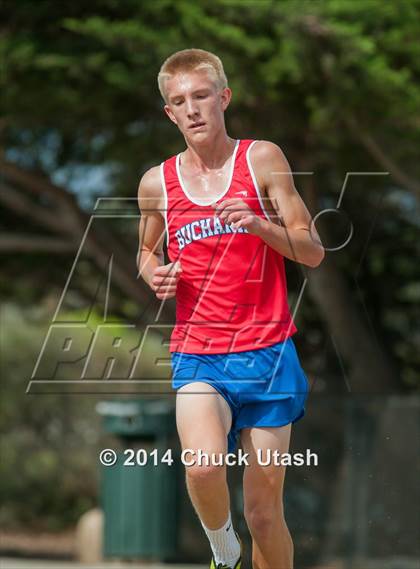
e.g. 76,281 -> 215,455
186,462 -> 226,485
244,502 -> 285,538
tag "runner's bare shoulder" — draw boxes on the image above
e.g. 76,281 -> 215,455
137,165 -> 163,212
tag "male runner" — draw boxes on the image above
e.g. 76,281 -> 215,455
137,49 -> 324,569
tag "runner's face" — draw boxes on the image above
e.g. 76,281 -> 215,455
164,69 -> 231,140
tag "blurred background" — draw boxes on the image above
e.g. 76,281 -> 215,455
0,1 -> 419,568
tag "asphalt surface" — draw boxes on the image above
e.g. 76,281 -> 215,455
0,560 -> 206,569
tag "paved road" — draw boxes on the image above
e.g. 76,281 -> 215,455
0,560 -> 206,569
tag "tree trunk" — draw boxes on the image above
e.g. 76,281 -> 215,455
295,152 -> 399,567
296,153 -> 398,392
308,257 -> 397,392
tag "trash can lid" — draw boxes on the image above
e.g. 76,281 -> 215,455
96,399 -> 173,417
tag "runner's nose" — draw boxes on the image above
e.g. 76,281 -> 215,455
185,98 -> 199,118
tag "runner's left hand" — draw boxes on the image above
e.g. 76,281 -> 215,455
212,198 -> 262,235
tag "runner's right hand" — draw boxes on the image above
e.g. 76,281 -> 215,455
151,261 -> 182,300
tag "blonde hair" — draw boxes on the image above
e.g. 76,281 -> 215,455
158,48 -> 228,102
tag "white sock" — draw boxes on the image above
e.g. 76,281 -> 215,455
201,511 -> 241,567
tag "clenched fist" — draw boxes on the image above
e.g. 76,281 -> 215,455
151,261 -> 182,300
212,198 -> 262,235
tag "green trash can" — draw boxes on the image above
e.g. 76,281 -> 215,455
96,399 -> 179,561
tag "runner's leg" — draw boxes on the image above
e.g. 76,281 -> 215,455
176,382 -> 241,566
241,424 -> 293,569
176,381 -> 232,527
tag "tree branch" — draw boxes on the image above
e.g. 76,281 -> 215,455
1,158 -> 77,207
0,160 -> 174,322
0,183 -> 74,235
0,234 -> 76,253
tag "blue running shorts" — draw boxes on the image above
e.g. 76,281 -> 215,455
171,337 -> 309,453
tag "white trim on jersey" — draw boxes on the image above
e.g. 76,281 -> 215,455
159,162 -> 170,248
175,139 -> 240,207
246,140 -> 271,221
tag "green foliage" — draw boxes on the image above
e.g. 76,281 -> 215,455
2,1 -> 419,168
0,305 -> 93,529
0,303 -> 167,529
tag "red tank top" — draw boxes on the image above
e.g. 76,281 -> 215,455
161,138 -> 297,354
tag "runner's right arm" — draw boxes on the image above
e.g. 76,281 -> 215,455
137,167 -> 182,299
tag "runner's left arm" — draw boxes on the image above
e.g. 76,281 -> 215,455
213,141 -> 324,266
